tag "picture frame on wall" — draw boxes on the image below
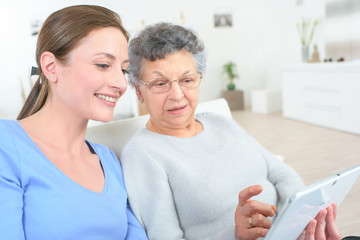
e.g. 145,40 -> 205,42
30,19 -> 43,36
214,13 -> 232,28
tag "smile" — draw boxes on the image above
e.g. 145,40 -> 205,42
95,94 -> 116,103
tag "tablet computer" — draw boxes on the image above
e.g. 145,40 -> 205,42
264,163 -> 360,240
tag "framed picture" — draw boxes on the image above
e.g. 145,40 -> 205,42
30,19 -> 43,36
214,13 -> 232,28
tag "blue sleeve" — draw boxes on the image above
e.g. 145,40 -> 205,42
0,122 -> 25,239
125,201 -> 148,239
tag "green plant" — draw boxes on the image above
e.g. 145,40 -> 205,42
223,61 -> 238,90
296,19 -> 318,47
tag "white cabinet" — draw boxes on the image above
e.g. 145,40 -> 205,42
282,63 -> 360,135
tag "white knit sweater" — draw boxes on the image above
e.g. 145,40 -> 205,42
120,112 -> 304,240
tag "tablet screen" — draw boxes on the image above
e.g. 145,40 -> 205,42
264,163 -> 360,240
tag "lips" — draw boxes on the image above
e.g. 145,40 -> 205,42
168,105 -> 186,111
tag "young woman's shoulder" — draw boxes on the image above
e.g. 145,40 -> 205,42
0,119 -> 22,150
0,119 -> 23,181
0,119 -> 17,132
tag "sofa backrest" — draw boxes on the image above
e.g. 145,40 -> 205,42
85,98 -> 231,158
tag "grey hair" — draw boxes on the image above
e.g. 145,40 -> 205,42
127,22 -> 206,87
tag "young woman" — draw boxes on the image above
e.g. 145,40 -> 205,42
0,5 -> 147,240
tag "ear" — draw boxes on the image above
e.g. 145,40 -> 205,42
40,51 -> 57,83
136,87 -> 144,103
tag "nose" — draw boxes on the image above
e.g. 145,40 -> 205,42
109,67 -> 127,95
168,80 -> 184,99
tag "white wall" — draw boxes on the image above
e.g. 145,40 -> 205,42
0,0 -> 311,119
0,2 -> 33,119
324,0 -> 360,61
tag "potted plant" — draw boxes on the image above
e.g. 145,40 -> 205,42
296,19 -> 318,62
223,61 -> 238,90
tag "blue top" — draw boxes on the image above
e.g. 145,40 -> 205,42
0,119 -> 147,240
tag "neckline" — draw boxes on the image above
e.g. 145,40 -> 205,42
144,116 -> 206,140
13,120 -> 108,194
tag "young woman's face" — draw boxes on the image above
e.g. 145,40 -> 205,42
138,50 -> 200,132
54,27 -> 129,122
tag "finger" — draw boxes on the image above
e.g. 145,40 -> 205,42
304,219 -> 317,240
242,200 -> 276,217
297,230 -> 306,240
249,227 -> 269,239
250,213 -> 273,229
331,203 -> 338,220
325,205 -> 334,223
325,205 -> 342,239
237,227 -> 269,240
315,209 -> 327,239
271,205 -> 277,213
238,185 -> 263,206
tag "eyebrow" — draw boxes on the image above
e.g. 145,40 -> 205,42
94,52 -> 116,60
93,52 -> 130,64
152,70 -> 192,78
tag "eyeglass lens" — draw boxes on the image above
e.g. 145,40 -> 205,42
148,74 -> 201,93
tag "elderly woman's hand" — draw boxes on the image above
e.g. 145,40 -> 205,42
297,204 -> 341,240
235,185 -> 276,240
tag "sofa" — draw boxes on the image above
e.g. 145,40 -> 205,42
86,98 -> 285,162
85,98 -> 232,158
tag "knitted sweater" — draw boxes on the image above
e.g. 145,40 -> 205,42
120,112 -> 304,240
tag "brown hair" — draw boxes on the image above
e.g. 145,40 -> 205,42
17,5 -> 129,120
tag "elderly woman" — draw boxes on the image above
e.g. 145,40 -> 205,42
121,22 -> 341,240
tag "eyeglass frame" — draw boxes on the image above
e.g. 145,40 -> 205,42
139,73 -> 202,93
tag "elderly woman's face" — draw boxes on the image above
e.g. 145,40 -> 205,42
137,49 -> 199,132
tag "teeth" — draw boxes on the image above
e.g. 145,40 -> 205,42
169,106 -> 184,111
96,94 -> 116,103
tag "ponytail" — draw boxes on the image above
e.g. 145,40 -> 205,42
17,74 -> 49,120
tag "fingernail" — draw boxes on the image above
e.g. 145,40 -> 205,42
272,205 -> 277,213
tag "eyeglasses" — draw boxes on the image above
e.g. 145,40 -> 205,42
140,73 -> 202,93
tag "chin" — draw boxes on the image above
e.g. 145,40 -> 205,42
91,113 -> 114,123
